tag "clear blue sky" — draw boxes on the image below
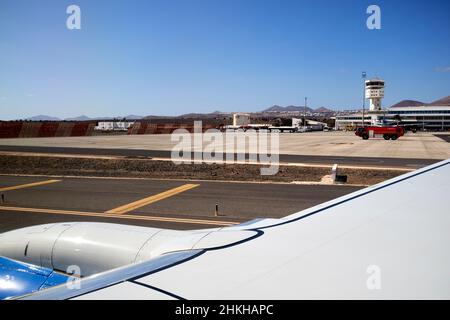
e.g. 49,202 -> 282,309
0,0 -> 449,119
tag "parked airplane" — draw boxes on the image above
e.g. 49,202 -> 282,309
1,159 -> 449,299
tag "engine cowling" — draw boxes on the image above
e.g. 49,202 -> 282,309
0,222 -> 256,277
0,223 -> 194,276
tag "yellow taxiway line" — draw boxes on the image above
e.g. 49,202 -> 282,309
105,184 -> 200,214
0,180 -> 61,192
0,206 -> 238,227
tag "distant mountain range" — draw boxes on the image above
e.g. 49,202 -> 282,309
429,95 -> 450,106
26,115 -> 62,121
390,100 -> 425,108
64,115 -> 91,121
25,115 -> 144,121
262,105 -> 333,113
390,95 -> 450,108
18,96 -> 450,122
314,107 -> 334,113
122,114 -> 144,120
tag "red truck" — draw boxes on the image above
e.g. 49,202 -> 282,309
355,126 -> 405,140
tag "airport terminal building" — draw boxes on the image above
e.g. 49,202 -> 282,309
335,105 -> 450,131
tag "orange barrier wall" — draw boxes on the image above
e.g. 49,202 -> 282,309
0,122 -> 22,138
38,123 -> 59,137
71,123 -> 95,136
0,122 -> 96,138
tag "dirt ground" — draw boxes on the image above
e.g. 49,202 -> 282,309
0,154 -> 406,185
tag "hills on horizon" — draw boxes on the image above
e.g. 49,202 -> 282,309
17,95 -> 450,121
262,105 -> 333,113
25,115 -> 62,121
390,95 -> 450,108
25,114 -> 144,121
428,95 -> 450,106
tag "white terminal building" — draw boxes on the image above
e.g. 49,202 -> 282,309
94,121 -> 135,131
232,113 -> 251,126
335,78 -> 450,131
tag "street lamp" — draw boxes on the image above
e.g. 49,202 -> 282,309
304,97 -> 307,127
362,72 -> 367,127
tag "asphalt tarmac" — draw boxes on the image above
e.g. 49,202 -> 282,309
0,175 -> 362,233
0,145 -> 438,169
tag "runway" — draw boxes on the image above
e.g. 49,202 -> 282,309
0,145 -> 438,169
0,175 -> 361,233
1,131 -> 449,162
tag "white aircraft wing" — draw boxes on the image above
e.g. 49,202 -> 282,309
19,159 -> 450,299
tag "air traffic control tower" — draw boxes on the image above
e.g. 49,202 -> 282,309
365,78 -> 385,125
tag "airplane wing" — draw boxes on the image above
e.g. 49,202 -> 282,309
17,159 -> 450,299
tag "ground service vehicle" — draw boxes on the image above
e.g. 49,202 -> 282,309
355,126 -> 405,140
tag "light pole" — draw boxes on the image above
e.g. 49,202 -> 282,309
304,97 -> 307,127
362,72 -> 367,127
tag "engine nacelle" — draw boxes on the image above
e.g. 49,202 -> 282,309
0,223 -> 199,276
0,222 -> 255,277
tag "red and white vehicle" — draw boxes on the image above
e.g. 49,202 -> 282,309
355,126 -> 405,140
